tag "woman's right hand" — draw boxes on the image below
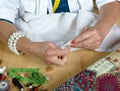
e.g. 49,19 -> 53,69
24,41 -> 70,66
0,20 -> 70,66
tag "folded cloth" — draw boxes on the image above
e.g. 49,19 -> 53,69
54,48 -> 120,91
15,10 -> 120,52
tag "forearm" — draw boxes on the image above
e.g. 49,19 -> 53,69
95,1 -> 120,32
0,20 -> 31,54
0,21 -> 17,44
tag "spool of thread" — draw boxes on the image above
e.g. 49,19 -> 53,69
0,66 -> 6,73
29,86 -> 40,91
12,78 -> 24,91
0,80 -> 10,91
0,73 -> 6,81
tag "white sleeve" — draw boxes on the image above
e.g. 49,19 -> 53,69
96,0 -> 120,10
0,0 -> 20,23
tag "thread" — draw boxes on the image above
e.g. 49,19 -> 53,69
12,78 -> 24,91
0,80 -> 10,91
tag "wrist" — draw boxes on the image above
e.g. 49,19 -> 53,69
16,37 -> 32,55
8,31 -> 27,55
94,23 -> 110,34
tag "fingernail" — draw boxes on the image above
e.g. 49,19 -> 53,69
71,40 -> 75,44
58,56 -> 63,59
60,56 -> 63,59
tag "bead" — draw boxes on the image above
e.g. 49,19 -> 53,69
8,31 -> 26,55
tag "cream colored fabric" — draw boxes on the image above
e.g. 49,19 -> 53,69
15,10 -> 97,51
15,10 -> 120,52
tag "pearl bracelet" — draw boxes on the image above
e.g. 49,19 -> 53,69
8,31 -> 26,55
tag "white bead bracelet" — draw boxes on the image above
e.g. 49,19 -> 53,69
8,31 -> 26,55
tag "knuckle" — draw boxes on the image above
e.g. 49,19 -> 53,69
93,30 -> 97,34
97,36 -> 101,40
46,49 -> 52,56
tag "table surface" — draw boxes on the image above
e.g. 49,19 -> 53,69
0,41 -> 109,91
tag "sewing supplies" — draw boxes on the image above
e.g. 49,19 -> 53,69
55,48 -> 120,91
55,69 -> 96,91
8,68 -> 46,86
25,83 -> 32,87
29,85 -> 41,91
94,73 -> 120,91
0,66 -> 10,91
12,78 -> 24,91
52,0 -> 60,13
55,78 -> 75,91
0,66 -> 6,73
0,80 -> 10,91
0,73 -> 6,81
26,83 -> 41,91
87,58 -> 115,77
48,0 -> 60,13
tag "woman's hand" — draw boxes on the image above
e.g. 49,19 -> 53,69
25,42 -> 70,66
71,26 -> 107,49
71,1 -> 120,50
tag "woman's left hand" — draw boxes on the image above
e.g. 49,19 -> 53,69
71,26 -> 107,49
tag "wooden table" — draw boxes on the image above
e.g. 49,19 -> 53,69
0,41 -> 109,91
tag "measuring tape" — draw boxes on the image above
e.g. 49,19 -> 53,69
48,0 -> 60,13
53,0 -> 60,13
0,80 -> 10,91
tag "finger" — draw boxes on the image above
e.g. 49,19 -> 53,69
73,34 -> 100,48
73,28 -> 97,44
47,48 -> 70,57
71,27 -> 88,44
58,56 -> 68,66
85,42 -> 100,49
48,56 -> 68,66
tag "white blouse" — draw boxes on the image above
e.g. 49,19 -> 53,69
0,0 -> 118,23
